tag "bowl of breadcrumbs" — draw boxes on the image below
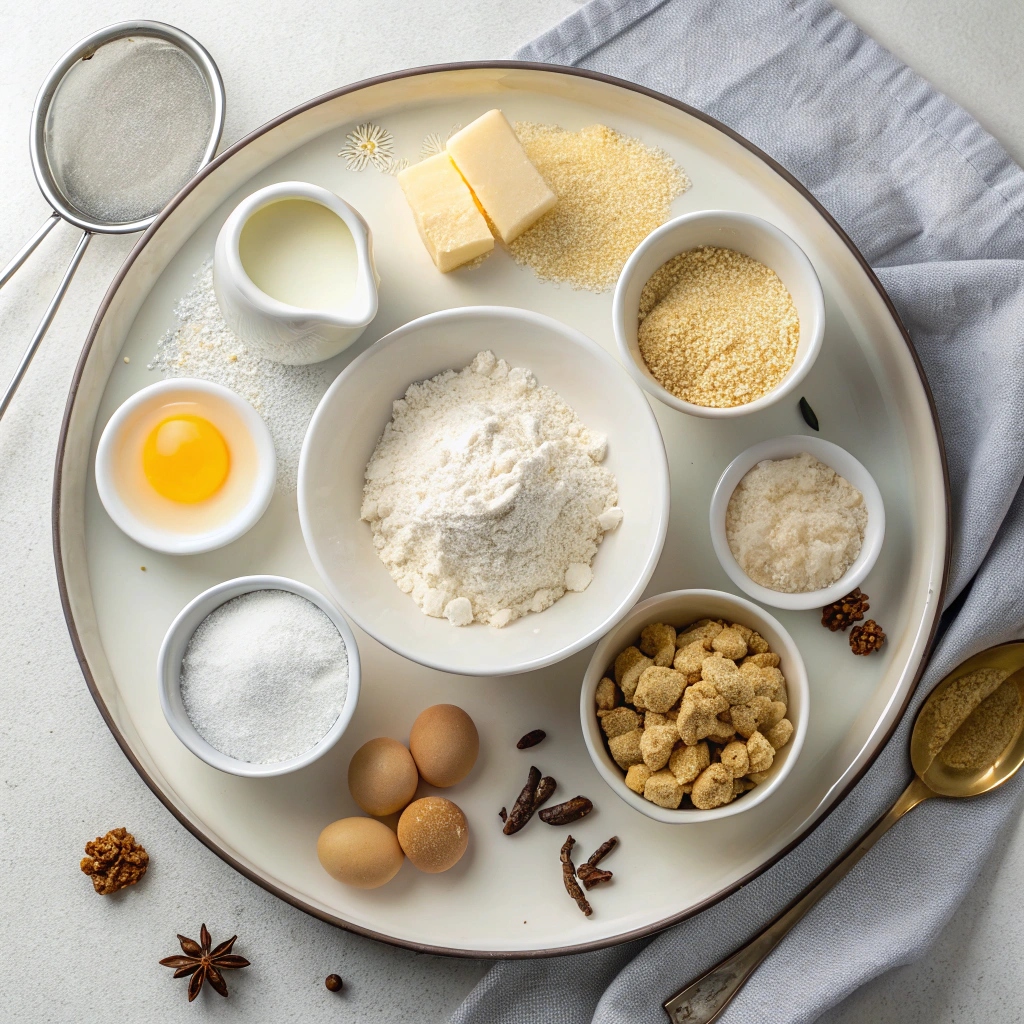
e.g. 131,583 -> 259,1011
580,589 -> 808,822
612,211 -> 824,418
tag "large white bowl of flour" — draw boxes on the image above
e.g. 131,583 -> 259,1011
298,306 -> 670,677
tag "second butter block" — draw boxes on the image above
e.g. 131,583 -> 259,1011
446,110 -> 556,243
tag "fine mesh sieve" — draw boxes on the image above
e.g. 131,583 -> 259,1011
0,21 -> 225,422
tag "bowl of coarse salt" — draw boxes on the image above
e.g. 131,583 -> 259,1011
298,305 -> 670,677
157,575 -> 360,777
612,210 -> 824,418
709,436 -> 886,611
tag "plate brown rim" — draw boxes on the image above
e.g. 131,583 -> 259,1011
51,60 -> 952,960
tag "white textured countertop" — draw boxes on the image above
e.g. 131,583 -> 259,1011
1,2 -> 1020,1021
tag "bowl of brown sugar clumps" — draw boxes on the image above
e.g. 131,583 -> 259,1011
580,589 -> 808,822
612,211 -> 824,419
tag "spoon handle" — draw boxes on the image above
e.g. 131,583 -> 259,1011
663,775 -> 933,1023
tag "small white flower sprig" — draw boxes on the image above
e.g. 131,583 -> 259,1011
339,123 -> 395,172
420,124 -> 463,159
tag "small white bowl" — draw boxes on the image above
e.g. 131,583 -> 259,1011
709,435 -> 886,611
612,210 -> 825,418
581,589 -> 808,823
95,378 -> 276,555
157,575 -> 361,777
298,305 -> 670,678
213,181 -> 379,365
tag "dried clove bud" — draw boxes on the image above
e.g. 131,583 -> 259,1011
559,836 -> 592,916
539,796 -> 593,825
517,729 -> 546,749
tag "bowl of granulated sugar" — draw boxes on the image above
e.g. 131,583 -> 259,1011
157,575 -> 360,777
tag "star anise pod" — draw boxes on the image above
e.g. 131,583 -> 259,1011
821,588 -> 869,632
850,619 -> 886,656
159,924 -> 250,1001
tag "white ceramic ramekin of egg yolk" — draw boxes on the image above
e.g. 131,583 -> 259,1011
95,377 -> 276,555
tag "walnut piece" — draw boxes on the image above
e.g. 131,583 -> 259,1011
80,827 -> 149,895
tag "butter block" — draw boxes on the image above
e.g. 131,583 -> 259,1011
397,152 -> 494,272
446,110 -> 556,243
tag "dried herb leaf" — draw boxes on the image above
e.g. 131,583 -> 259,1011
799,396 -> 820,431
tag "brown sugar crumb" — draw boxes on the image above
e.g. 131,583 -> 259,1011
940,677 -> 1024,770
80,827 -> 149,894
508,123 -> 690,292
637,246 -> 799,408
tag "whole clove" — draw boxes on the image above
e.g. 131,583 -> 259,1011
517,729 -> 546,749
559,836 -> 592,916
502,767 -> 557,834
539,796 -> 593,825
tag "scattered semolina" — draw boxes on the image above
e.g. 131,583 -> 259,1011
598,616 -> 796,810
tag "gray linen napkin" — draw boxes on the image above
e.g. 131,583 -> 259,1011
452,1 -> 1024,1021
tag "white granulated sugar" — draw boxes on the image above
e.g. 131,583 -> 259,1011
726,452 -> 868,593
149,264 -> 335,491
361,350 -> 623,628
180,590 -> 349,763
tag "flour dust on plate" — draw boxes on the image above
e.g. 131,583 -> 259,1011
238,198 -> 359,311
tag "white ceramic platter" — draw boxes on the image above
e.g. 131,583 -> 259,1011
54,64 -> 948,957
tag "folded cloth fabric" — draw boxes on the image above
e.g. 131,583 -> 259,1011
452,2 -> 1024,1022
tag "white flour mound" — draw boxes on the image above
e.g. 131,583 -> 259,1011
361,350 -> 624,628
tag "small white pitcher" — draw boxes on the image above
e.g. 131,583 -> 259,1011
214,181 -> 378,365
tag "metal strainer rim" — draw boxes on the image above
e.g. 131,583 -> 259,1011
28,20 -> 225,234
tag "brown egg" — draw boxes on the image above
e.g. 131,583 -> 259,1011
397,796 -> 469,873
348,737 -> 419,816
408,704 -> 479,787
317,817 -> 404,889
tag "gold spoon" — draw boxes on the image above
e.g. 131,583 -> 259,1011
664,643 -> 1024,1024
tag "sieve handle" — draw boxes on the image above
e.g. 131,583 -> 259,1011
0,213 -> 60,291
0,229 -> 91,423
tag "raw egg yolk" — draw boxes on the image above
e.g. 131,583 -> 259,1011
142,414 -> 229,503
